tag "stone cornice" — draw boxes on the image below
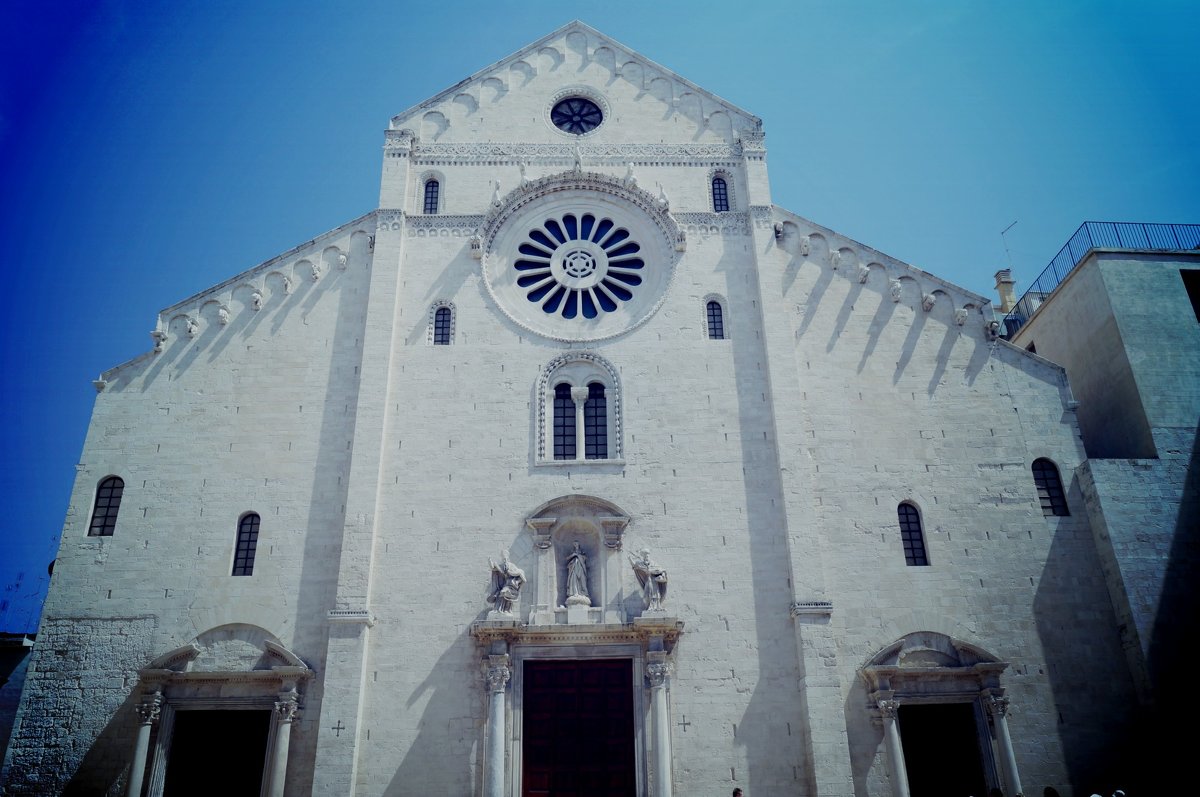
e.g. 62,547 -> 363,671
411,141 -> 743,164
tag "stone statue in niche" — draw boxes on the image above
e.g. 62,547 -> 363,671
186,318 -> 199,339
487,549 -> 525,616
889,280 -> 903,303
565,542 -> 591,607
656,184 -> 670,210
922,293 -> 936,312
954,307 -> 968,326
629,548 -> 668,612
337,252 -> 348,270
217,307 -> 230,326
518,161 -> 530,187
572,145 -> 583,173
491,180 -> 503,208
251,291 -> 263,311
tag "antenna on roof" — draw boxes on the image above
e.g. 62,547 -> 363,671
1000,220 -> 1018,267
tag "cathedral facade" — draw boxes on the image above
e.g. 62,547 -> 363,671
2,22 -> 1141,797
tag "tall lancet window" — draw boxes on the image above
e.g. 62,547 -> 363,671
423,179 -> 440,214
898,502 -> 929,566
712,176 -> 730,212
584,382 -> 607,459
232,513 -> 261,576
433,307 -> 452,345
706,300 -> 725,339
553,383 -> 576,460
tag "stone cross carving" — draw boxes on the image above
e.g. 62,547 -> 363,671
629,548 -> 668,612
487,549 -> 525,615
565,542 -> 591,607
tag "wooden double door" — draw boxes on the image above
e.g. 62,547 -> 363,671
523,659 -> 636,797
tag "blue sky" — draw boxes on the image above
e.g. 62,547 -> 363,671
1,0 -> 1197,632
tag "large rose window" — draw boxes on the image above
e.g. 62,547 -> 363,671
515,212 -> 644,319
481,174 -> 681,343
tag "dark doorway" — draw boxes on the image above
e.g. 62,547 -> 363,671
163,709 -> 271,797
898,703 -> 988,797
523,659 -> 635,797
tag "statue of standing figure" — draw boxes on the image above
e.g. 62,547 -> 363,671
487,549 -> 526,616
629,548 -> 668,612
565,542 -> 591,607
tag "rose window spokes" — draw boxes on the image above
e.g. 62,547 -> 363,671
551,97 -> 603,135
514,212 -> 645,319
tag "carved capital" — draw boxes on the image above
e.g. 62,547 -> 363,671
150,330 -> 168,352
857,264 -> 870,284
876,698 -> 900,719
486,665 -> 512,693
983,693 -> 1010,718
646,662 -> 671,688
135,693 -> 163,725
274,696 -> 300,723
570,385 -> 590,404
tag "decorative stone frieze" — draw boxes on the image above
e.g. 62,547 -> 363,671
789,600 -> 833,618
411,141 -> 744,165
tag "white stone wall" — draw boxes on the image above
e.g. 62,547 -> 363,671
4,22 -> 1152,797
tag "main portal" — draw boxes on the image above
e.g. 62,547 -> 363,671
522,659 -> 636,797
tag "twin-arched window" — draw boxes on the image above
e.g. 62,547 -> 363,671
540,354 -> 620,463
423,179 -> 440,214
1032,458 -> 1069,516
552,382 -> 608,460
87,476 -> 124,536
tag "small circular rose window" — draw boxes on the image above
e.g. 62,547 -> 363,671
551,97 -> 603,135
515,212 -> 643,319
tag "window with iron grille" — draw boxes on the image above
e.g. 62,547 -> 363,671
897,503 -> 929,566
583,383 -> 607,459
1032,458 -> 1069,516
433,307 -> 452,345
553,384 -> 576,460
707,300 -> 725,339
712,177 -> 729,212
88,476 -> 124,537
423,180 -> 440,214
232,513 -> 260,576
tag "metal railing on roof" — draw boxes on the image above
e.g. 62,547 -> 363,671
1003,221 -> 1200,337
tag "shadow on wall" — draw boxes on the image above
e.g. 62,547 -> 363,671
60,695 -> 137,796
383,628 -> 482,796
844,674 -> 884,797
1032,473 -> 1139,795
1142,420 -> 1200,790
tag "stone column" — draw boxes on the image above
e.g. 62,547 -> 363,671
985,693 -> 1022,797
126,692 -> 162,797
877,699 -> 910,797
570,385 -> 589,458
485,656 -> 512,797
269,692 -> 300,797
647,661 -> 673,797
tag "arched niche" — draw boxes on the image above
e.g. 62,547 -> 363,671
861,632 -> 1023,797
524,495 -> 630,626
130,625 -> 311,797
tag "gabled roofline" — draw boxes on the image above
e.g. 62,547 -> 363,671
771,204 -> 991,306
389,20 -> 762,131
97,210 -> 376,382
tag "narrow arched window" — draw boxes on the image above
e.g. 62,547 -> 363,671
706,301 -> 725,339
88,476 -> 124,537
232,513 -> 261,576
423,179 -> 440,214
553,383 -> 576,460
433,307 -> 452,345
1032,458 -> 1069,516
584,382 -> 607,459
712,176 -> 729,212
897,503 -> 929,566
